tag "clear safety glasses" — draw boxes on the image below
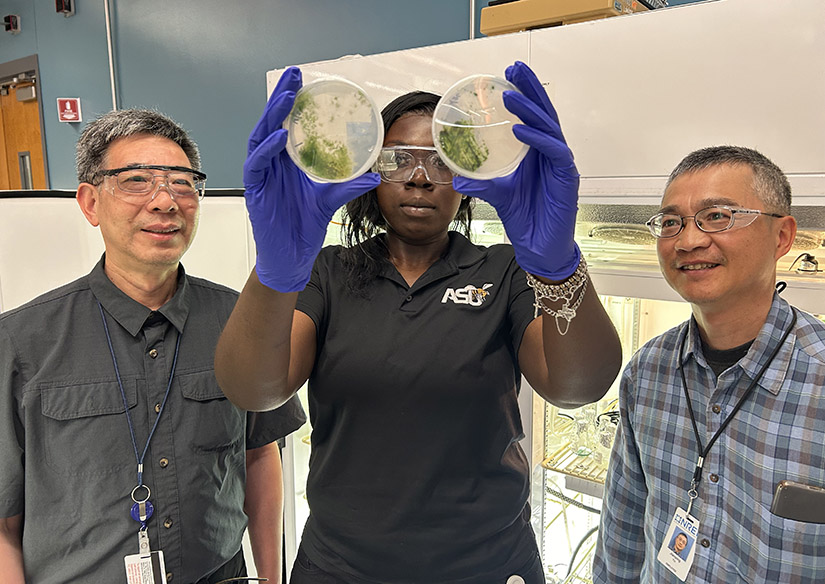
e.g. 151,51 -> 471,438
374,146 -> 454,186
95,164 -> 207,202
646,205 -> 785,239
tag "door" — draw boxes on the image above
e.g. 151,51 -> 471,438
0,79 -> 47,190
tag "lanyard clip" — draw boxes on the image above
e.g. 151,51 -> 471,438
692,456 -> 705,486
685,456 -> 704,516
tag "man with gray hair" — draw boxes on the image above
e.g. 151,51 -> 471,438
0,108 -> 305,583
593,145 -> 825,582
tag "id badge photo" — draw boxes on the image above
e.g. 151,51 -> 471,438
657,507 -> 699,581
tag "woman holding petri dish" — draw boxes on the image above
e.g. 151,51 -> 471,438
216,61 -> 622,584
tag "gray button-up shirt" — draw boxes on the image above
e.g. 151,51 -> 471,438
0,257 -> 305,583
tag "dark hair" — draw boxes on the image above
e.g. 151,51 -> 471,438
76,108 -> 200,185
667,145 -> 791,214
339,91 -> 474,294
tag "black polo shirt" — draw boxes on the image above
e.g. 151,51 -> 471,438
296,232 -> 540,583
0,257 -> 306,584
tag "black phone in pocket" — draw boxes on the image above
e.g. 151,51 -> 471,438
770,480 -> 825,524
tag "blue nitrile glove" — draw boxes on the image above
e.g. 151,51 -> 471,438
453,61 -> 581,281
243,67 -> 381,292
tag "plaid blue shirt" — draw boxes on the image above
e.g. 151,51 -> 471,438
593,295 -> 825,583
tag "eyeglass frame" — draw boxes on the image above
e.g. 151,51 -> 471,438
645,205 -> 785,239
93,164 -> 208,201
374,146 -> 454,186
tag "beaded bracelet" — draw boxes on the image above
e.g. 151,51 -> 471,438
525,257 -> 588,336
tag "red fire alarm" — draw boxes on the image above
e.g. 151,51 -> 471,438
3,15 -> 21,34
56,0 -> 75,17
57,98 -> 82,123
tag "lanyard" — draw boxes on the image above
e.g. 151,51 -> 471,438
97,302 -> 181,490
677,309 -> 796,514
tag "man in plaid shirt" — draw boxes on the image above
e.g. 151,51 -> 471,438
593,146 -> 825,583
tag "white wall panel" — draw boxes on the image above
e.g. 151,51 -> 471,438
529,0 -> 825,177
267,33 -> 531,110
270,0 -> 825,181
0,196 -> 252,312
183,196 -> 253,293
0,198 -> 103,312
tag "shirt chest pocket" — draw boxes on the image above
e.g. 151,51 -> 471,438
750,434 -> 825,563
759,430 -> 825,506
39,379 -> 138,477
177,371 -> 245,455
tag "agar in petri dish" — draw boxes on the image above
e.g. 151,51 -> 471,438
432,74 -> 529,180
284,78 -> 384,183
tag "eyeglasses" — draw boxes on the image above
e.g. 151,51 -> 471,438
645,205 -> 785,239
95,165 -> 207,202
374,146 -> 453,186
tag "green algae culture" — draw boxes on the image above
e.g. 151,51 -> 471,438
292,90 -> 315,124
438,120 -> 489,173
299,135 -> 352,181
433,74 -> 528,179
291,92 -> 353,181
285,78 -> 383,183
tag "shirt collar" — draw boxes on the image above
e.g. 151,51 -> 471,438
377,231 -> 488,283
89,254 -> 190,337
682,293 -> 795,396
442,231 -> 489,268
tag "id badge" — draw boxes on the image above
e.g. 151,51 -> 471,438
656,507 -> 699,581
124,551 -> 167,584
124,530 -> 167,584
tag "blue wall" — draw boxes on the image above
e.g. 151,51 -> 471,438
0,0 -> 703,189
0,1 -> 480,188
1,0 -> 113,188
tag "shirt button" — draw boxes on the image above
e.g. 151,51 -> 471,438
405,295 -> 413,302
709,473 -> 719,483
166,573 -> 173,582
159,458 -> 169,468
148,348 -> 158,359
700,538 -> 710,548
163,517 -> 173,529
154,403 -> 161,414
712,404 -> 722,414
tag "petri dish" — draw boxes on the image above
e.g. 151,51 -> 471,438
284,78 -> 384,183
432,74 -> 529,180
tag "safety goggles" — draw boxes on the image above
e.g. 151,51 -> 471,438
374,146 -> 453,185
95,164 -> 207,202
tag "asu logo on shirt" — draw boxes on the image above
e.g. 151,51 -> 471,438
441,283 -> 494,307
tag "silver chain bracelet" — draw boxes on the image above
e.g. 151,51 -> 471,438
525,257 -> 588,336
